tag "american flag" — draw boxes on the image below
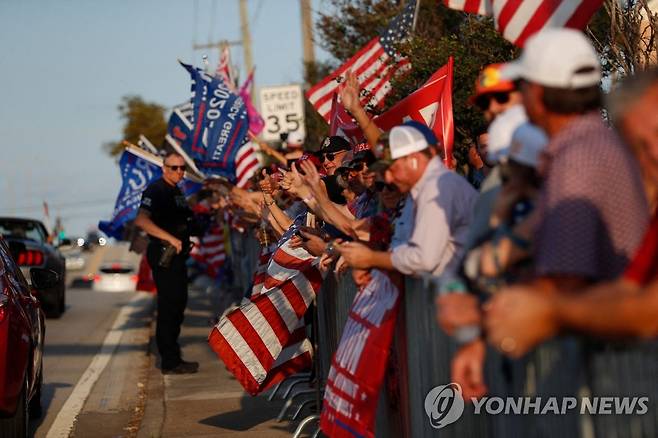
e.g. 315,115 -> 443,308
250,243 -> 277,298
215,45 -> 236,90
208,238 -> 323,395
234,141 -> 260,189
306,0 -> 417,122
443,0 -> 603,47
191,224 -> 226,278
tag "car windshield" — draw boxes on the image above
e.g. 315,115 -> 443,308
0,220 -> 46,244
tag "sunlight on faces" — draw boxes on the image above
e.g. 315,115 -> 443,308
322,150 -> 348,175
384,153 -> 425,193
163,155 -> 186,185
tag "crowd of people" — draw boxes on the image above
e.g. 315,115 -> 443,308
138,27 -> 658,435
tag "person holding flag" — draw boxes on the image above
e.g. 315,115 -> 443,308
135,152 -> 199,375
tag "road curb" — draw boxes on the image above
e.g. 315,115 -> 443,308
136,307 -> 165,438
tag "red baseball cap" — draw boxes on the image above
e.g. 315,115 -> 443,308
469,63 -> 517,104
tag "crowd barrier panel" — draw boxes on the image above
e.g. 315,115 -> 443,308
229,232 -> 658,437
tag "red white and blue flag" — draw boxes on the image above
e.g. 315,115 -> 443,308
306,0 -> 416,122
191,224 -> 226,278
208,238 -> 322,395
443,0 -> 603,47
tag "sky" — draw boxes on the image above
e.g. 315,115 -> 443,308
0,0 -> 332,236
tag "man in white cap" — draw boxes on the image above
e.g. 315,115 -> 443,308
336,124 -> 477,277
480,28 -> 649,436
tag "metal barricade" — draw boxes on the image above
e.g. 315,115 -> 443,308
228,232 -> 658,438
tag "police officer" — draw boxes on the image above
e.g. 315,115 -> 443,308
135,152 -> 199,374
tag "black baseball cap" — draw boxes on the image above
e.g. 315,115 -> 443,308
320,136 -> 351,154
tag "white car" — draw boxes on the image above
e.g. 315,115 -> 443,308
64,249 -> 86,270
92,263 -> 137,292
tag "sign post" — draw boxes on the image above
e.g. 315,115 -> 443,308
259,84 -> 305,142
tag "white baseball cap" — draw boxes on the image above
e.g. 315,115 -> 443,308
487,105 -> 528,163
509,123 -> 548,169
501,28 -> 601,89
389,125 -> 429,160
287,131 -> 305,148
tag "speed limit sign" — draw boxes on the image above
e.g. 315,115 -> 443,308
259,84 -> 305,142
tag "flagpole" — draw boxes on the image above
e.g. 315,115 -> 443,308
412,0 -> 421,33
123,141 -> 205,184
138,135 -> 160,155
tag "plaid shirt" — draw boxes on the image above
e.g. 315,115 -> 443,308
535,112 -> 649,280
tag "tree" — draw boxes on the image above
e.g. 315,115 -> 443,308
104,96 -> 168,157
587,0 -> 658,78
308,0 -> 518,169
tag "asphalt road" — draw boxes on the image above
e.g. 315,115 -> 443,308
29,245 -> 151,438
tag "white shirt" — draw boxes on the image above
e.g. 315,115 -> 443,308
391,157 -> 477,276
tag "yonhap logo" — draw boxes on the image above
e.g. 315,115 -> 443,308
424,383 -> 465,429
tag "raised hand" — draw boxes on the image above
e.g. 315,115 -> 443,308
338,70 -> 362,114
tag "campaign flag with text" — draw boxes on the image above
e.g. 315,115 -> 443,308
98,150 -> 162,239
306,0 -> 416,122
167,102 -> 194,151
180,62 -> 251,181
442,0 -> 603,47
375,58 -> 454,166
320,270 -> 401,438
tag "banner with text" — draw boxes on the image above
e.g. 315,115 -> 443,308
320,270 -> 401,438
180,61 -> 250,181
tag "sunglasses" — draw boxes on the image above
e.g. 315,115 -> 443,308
322,150 -> 346,162
165,164 -> 186,172
348,162 -> 367,174
475,92 -> 511,111
374,181 -> 398,192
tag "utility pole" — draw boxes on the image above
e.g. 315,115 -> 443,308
300,0 -> 315,67
192,39 -> 242,70
239,0 -> 254,93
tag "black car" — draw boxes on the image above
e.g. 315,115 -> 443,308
0,218 -> 66,318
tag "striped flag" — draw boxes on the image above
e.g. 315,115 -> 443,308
191,224 -> 226,278
208,239 -> 323,395
250,243 -> 277,298
215,45 -> 236,90
306,0 -> 416,122
443,0 -> 603,47
234,141 -> 260,188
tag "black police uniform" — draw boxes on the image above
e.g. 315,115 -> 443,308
139,178 -> 192,370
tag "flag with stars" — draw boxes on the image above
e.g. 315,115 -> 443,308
306,0 -> 416,122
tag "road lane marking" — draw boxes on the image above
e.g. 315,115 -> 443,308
46,292 -> 153,438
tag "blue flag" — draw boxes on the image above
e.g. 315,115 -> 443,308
99,150 -> 201,240
180,62 -> 250,181
167,102 -> 194,153
99,150 -> 162,239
